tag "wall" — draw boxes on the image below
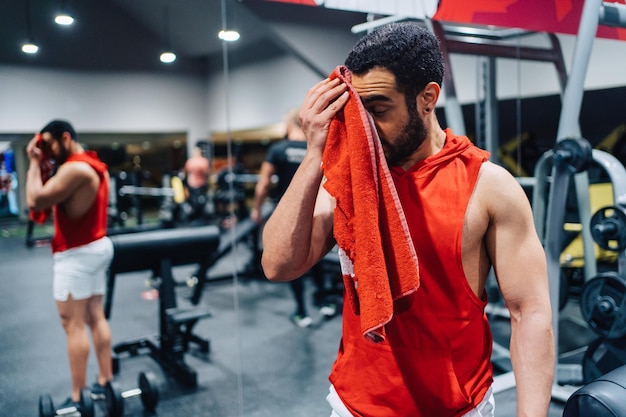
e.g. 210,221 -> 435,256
0,66 -> 208,141
205,52 -> 321,132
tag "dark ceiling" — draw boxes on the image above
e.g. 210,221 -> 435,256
0,0 -> 368,73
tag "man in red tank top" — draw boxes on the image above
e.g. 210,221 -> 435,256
26,120 -> 114,409
262,23 -> 555,417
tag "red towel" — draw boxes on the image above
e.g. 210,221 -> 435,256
322,66 -> 420,343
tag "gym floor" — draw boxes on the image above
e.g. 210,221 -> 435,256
0,222 -> 595,417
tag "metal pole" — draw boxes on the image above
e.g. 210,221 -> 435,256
484,57 -> 499,163
556,0 -> 602,140
546,0 -> 603,401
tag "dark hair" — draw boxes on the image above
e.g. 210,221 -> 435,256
345,22 -> 444,108
40,120 -> 77,141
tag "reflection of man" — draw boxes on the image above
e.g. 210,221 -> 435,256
183,145 -> 210,221
25,120 -> 114,409
251,109 -> 306,225
184,145 -> 210,191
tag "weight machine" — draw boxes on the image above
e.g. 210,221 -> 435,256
529,0 -> 626,402
429,0 -> 626,401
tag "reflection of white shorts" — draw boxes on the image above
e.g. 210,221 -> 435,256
53,237 -> 114,302
327,385 -> 495,417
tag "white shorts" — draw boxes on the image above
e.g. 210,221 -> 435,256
327,384 -> 495,417
53,237 -> 114,302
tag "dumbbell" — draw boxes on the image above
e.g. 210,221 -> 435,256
39,388 -> 94,417
105,371 -> 160,417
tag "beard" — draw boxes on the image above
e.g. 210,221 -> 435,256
382,105 -> 428,167
54,142 -> 70,165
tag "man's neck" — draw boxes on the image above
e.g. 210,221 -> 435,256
398,126 -> 446,171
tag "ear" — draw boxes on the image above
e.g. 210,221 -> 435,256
418,82 -> 441,115
61,131 -> 73,146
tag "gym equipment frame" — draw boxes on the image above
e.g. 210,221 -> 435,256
104,225 -> 220,388
533,0 -> 626,403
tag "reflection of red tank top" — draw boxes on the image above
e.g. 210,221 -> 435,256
52,151 -> 109,253
329,130 -> 492,417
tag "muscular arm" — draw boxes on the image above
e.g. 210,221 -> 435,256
261,155 -> 335,281
482,163 -> 555,417
27,162 -> 96,212
261,77 -> 348,282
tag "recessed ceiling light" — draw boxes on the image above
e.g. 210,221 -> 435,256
21,42 -> 39,54
218,30 -> 240,42
54,14 -> 74,26
160,52 -> 176,63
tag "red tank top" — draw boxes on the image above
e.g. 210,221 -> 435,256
52,151 -> 109,253
329,130 -> 492,417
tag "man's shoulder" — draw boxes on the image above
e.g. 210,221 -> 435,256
59,159 -> 100,180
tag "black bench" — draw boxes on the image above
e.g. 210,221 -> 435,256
563,363 -> 626,417
105,225 -> 220,388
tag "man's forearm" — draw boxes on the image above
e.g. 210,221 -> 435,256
510,311 -> 555,417
26,163 -> 43,209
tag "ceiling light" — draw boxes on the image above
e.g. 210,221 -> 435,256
22,0 -> 38,55
21,42 -> 39,54
160,5 -> 176,64
160,52 -> 176,63
218,30 -> 240,42
55,0 -> 74,26
55,13 -> 74,26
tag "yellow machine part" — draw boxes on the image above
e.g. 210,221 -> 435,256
171,176 -> 186,205
560,182 -> 618,267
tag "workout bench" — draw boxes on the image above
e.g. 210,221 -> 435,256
104,226 -> 220,388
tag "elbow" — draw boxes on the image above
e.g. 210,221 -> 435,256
261,259 -> 284,282
261,255 -> 297,283
26,196 -> 39,211
27,195 -> 47,211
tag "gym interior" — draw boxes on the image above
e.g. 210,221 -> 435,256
2,1 -> 626,416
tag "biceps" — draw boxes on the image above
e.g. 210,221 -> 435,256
35,170 -> 81,207
491,222 -> 548,312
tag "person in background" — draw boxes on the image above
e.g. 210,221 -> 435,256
182,145 -> 211,222
26,120 -> 114,408
261,22 -> 554,417
252,109 -> 337,327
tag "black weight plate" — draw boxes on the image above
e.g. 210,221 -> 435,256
80,387 -> 95,417
553,137 -> 593,174
39,395 -> 55,417
581,272 -> 626,339
139,371 -> 160,411
106,380 -> 125,417
590,206 -> 626,251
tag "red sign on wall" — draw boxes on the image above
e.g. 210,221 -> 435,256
433,0 -> 626,40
